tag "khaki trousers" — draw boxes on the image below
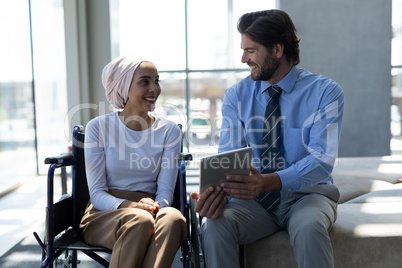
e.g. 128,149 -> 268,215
80,189 -> 187,268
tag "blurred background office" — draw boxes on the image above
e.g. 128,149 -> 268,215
0,0 -> 401,192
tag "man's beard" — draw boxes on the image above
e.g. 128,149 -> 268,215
250,54 -> 280,81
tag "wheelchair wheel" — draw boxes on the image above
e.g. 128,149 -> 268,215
55,250 -> 72,268
189,197 -> 203,268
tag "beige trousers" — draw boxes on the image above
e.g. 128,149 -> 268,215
80,189 -> 187,268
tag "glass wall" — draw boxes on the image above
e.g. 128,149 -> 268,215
30,0 -> 68,174
110,0 -> 275,158
0,0 -> 37,186
0,0 -> 68,190
0,0 -> 399,190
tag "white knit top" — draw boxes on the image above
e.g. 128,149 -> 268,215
84,112 -> 181,211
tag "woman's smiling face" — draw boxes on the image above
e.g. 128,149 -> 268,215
125,61 -> 161,113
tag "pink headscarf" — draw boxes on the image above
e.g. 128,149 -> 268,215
102,55 -> 145,109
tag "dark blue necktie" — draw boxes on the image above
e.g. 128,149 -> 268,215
256,85 -> 282,212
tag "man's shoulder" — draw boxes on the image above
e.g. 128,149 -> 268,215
298,68 -> 339,86
226,75 -> 260,94
296,68 -> 344,103
297,68 -> 342,93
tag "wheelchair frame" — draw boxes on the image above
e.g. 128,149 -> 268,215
34,125 -> 202,268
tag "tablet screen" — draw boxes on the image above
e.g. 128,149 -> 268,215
199,147 -> 253,193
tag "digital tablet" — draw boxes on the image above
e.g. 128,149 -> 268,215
199,147 -> 253,193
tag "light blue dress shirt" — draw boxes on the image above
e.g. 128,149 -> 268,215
219,66 -> 344,192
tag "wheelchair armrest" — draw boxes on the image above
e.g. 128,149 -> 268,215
179,152 -> 193,161
44,154 -> 74,165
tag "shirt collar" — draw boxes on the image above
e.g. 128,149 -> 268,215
260,65 -> 299,95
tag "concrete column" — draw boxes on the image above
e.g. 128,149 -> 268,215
279,0 -> 392,156
63,0 -> 111,131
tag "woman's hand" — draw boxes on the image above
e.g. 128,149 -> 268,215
119,198 -> 160,217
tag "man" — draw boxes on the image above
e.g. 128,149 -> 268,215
190,9 -> 344,268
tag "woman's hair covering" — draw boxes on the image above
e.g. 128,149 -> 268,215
102,55 -> 145,109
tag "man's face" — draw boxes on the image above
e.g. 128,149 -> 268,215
241,34 -> 280,81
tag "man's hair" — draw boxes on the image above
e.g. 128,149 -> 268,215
237,9 -> 300,65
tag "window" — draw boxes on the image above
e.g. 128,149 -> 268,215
0,0 -> 68,190
30,0 -> 68,174
0,0 -> 37,185
110,0 -> 275,158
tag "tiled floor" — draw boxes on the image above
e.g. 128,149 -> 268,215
0,175 -> 52,258
0,166 -> 200,267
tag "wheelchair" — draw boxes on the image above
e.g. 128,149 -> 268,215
33,125 -> 203,268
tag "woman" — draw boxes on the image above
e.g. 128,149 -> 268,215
80,55 -> 187,268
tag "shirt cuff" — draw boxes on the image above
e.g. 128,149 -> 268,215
113,198 -> 127,210
276,165 -> 301,192
155,196 -> 171,208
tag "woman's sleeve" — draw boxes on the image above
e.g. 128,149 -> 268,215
84,118 -> 125,211
154,123 -> 181,208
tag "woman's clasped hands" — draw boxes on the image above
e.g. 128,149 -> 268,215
119,198 -> 160,217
